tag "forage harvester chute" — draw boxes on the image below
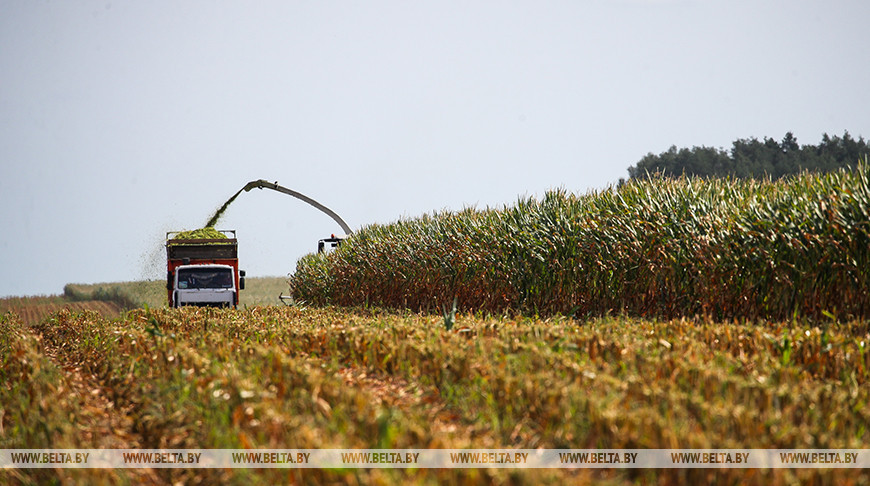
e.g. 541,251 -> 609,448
241,179 -> 352,306
242,179 -> 353,236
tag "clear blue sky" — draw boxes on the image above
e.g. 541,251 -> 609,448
2,0 -> 868,298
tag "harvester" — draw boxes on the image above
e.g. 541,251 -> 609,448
241,179 -> 353,303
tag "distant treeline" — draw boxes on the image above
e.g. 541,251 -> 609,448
627,131 -> 868,180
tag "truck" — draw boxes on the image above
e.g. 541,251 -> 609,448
166,230 -> 245,308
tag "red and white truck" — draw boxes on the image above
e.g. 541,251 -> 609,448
166,230 -> 245,308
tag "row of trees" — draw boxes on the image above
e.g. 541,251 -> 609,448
627,131 -> 868,180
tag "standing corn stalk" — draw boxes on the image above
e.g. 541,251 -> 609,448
292,162 -> 870,321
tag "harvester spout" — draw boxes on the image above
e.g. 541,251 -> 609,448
242,179 -> 353,235
243,179 -> 268,192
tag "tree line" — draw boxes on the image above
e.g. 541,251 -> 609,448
626,131 -> 868,181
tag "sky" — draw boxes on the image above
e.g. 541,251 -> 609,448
1,0 -> 869,298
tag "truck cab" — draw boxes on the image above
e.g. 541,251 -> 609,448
166,230 -> 245,308
172,264 -> 241,308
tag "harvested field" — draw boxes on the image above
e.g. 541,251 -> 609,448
0,296 -> 122,326
1,305 -> 867,484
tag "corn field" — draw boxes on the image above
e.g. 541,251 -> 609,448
292,163 -> 870,321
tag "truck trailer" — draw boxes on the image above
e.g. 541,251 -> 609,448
166,230 -> 245,308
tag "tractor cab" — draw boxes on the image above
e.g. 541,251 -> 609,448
317,234 -> 346,254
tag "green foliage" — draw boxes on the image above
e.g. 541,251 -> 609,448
64,283 -> 138,309
628,131 -> 869,180
442,296 -> 457,331
292,163 -> 870,321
